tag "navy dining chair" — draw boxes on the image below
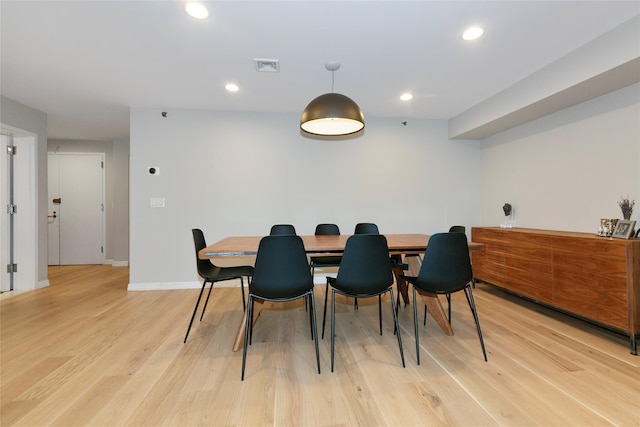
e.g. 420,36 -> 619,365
241,235 -> 320,380
184,229 -> 253,343
401,232 -> 487,364
324,234 -> 405,371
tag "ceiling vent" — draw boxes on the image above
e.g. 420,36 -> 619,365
253,58 -> 280,73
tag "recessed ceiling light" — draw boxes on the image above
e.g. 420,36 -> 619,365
462,26 -> 484,41
225,83 -> 239,92
185,2 -> 209,19
400,93 -> 413,101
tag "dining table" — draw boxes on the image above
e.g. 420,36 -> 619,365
200,233 -> 484,351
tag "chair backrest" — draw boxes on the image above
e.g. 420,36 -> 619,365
448,225 -> 466,234
192,228 -> 215,275
354,222 -> 379,235
417,232 -> 473,293
250,235 -> 313,299
333,234 -> 393,295
269,224 -> 297,236
315,223 -> 340,235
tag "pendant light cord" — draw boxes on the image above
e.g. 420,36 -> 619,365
331,70 -> 335,93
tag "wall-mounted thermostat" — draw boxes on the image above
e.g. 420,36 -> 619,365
147,167 -> 160,175
150,197 -> 165,208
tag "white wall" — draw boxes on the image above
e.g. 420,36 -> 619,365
480,83 -> 640,232
129,110 -> 481,288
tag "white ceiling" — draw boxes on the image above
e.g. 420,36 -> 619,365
1,1 -> 638,141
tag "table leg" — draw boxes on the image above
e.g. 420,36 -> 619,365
416,290 -> 454,336
232,299 -> 265,352
400,254 -> 454,336
391,254 -> 410,305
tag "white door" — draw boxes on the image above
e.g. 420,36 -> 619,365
1,128 -> 37,293
48,153 -> 105,265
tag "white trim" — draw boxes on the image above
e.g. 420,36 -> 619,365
103,260 -> 128,267
127,275 -> 330,291
0,279 -> 48,301
314,274 -> 334,285
128,279 -> 244,291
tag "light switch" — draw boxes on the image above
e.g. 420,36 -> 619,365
150,197 -> 165,208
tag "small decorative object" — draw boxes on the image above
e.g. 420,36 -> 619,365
598,218 -> 608,236
618,196 -> 634,220
500,203 -> 514,228
598,218 -> 621,237
612,220 -> 636,239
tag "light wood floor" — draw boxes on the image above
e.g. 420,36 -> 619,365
1,265 -> 639,426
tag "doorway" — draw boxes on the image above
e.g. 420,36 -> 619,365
1,126 -> 37,293
48,153 -> 105,265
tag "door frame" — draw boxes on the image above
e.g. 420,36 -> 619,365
1,124 -> 37,294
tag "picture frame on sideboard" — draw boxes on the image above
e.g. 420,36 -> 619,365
612,219 -> 636,239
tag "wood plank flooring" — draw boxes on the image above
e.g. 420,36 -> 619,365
1,265 -> 638,426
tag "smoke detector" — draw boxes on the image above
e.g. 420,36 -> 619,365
253,58 -> 280,72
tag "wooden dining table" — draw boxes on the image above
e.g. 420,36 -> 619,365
200,233 -> 483,351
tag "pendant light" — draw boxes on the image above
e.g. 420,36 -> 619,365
300,62 -> 365,136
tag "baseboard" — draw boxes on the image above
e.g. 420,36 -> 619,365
2,279 -> 51,299
128,275 -> 329,291
127,279 -> 244,291
103,260 -> 128,267
314,274 -> 330,285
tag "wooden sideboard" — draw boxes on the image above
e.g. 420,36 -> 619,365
471,227 -> 640,354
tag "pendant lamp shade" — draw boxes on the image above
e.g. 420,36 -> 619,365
300,62 -> 364,136
300,93 -> 365,135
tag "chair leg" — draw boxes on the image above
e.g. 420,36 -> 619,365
389,289 -> 405,368
241,295 -> 254,380
308,292 -> 321,374
423,304 -> 427,326
464,286 -> 488,361
446,292 -> 452,324
240,277 -> 246,310
184,279 -> 208,343
199,280 -> 216,321
322,282 -> 329,339
331,289 -> 336,372
378,295 -> 382,335
309,293 -> 314,340
413,286 -> 421,365
306,266 -> 314,313
249,298 -> 257,345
